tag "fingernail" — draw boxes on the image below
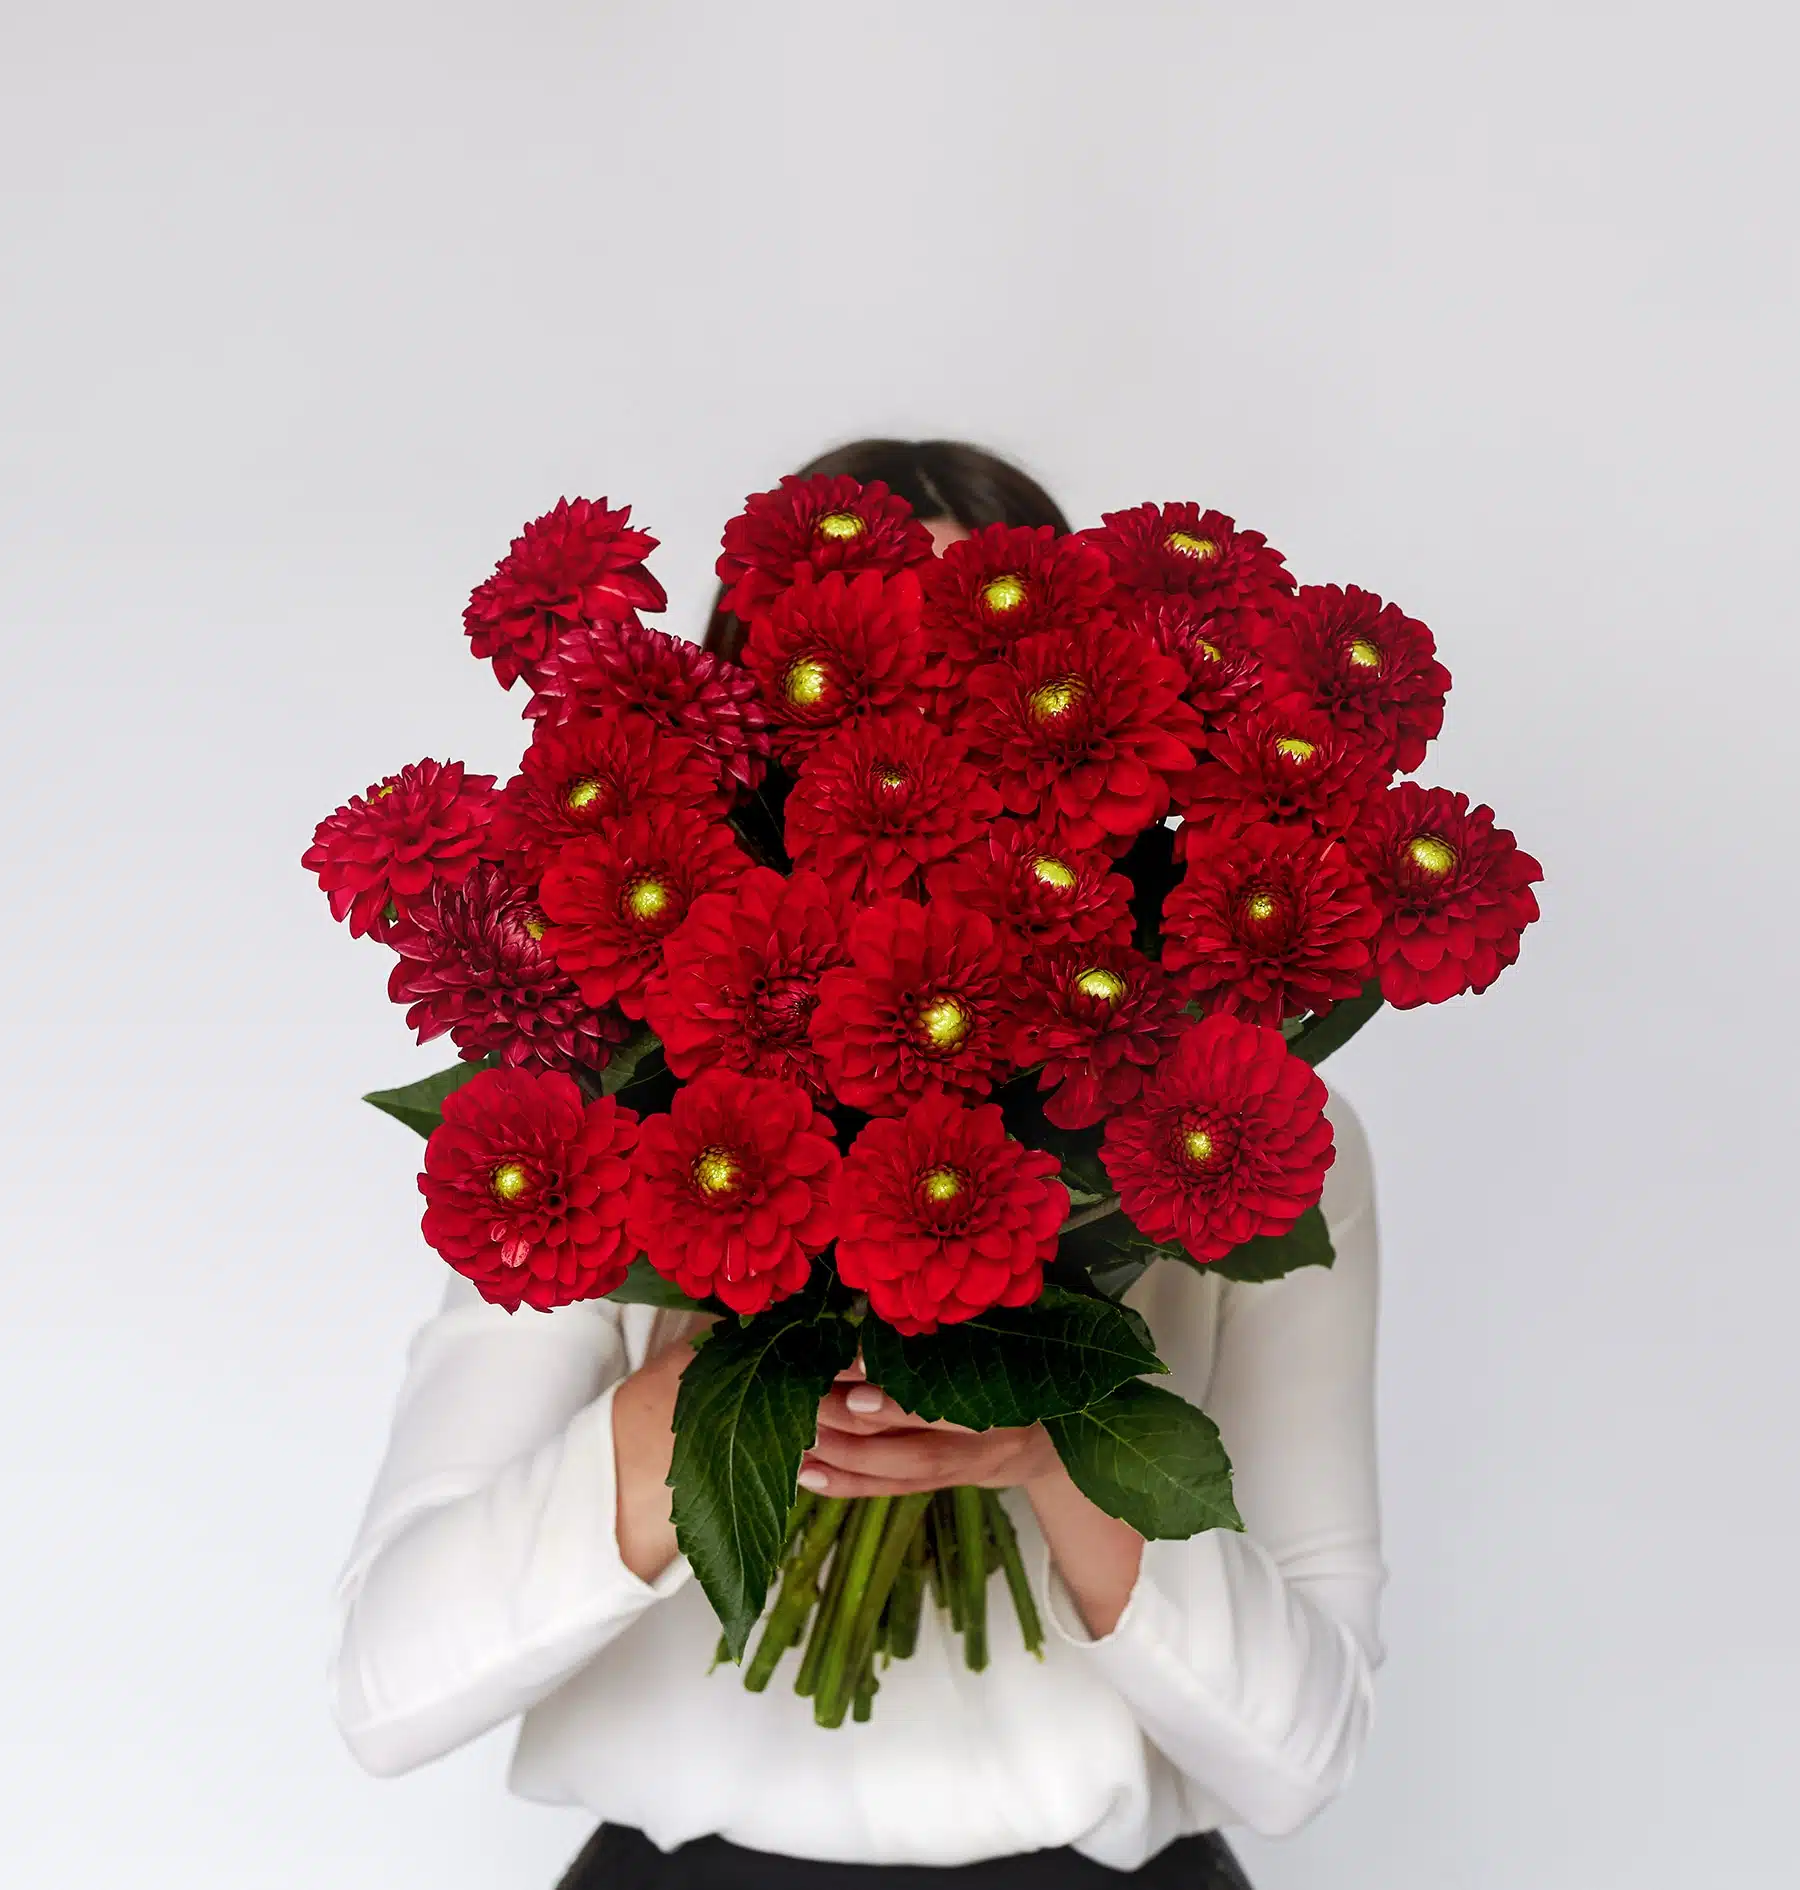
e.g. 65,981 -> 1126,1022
844,1386 -> 884,1415
798,1467 -> 829,1492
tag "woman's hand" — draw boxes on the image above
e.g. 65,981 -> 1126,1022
612,1322 -> 714,1583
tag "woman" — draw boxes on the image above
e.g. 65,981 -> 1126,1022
330,440 -> 1385,1888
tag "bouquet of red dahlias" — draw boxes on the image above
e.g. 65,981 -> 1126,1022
305,478 -> 1542,1727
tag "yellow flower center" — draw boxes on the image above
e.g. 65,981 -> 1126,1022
692,1146 -> 742,1199
1245,893 -> 1277,922
1029,676 -> 1084,722
373,783 -> 397,799
918,1164 -> 965,1205
1165,531 -> 1219,562
565,775 -> 604,812
490,1160 -> 530,1204
1194,638 -> 1222,664
1181,1127 -> 1217,1167
522,910 -> 548,941
917,997 -> 972,1050
1030,854 -> 1076,890
873,762 -> 911,792
981,573 -> 1028,615
784,657 -> 831,707
625,876 -> 672,924
1408,834 -> 1457,877
1348,638 -> 1383,670
1274,736 -> 1316,762
816,510 -> 866,542
1075,966 -> 1127,1003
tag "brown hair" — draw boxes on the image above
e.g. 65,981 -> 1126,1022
702,438 -> 1070,661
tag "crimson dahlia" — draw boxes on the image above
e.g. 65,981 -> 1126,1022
784,711 -> 1001,906
302,758 -> 497,939
1114,591 -> 1264,744
463,497 -> 665,692
1084,502 -> 1295,639
716,474 -> 935,620
1346,783 -> 1543,1008
812,897 -> 1013,1115
640,867 -> 850,1100
626,1068 -> 841,1315
925,818 -> 1134,962
1162,826 -> 1380,1026
1100,1015 -> 1335,1265
418,1068 -> 639,1311
1011,946 -> 1187,1131
538,804 -> 750,1017
1179,704 -> 1386,841
834,1093 -> 1066,1335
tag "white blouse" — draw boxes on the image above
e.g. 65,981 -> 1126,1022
329,1091 -> 1384,1871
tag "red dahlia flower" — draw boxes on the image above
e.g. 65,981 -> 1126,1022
463,497 -> 666,692
1100,1014 -> 1335,1265
1162,826 -> 1380,1026
387,862 -> 633,1072
716,474 -> 935,620
1114,591 -> 1264,742
493,708 -> 726,878
1012,946 -> 1186,1131
813,897 -> 1013,1115
641,867 -> 850,1100
1346,783 -> 1543,1007
538,803 -> 751,1017
926,818 -> 1134,962
920,524 -> 1115,694
303,758 -> 498,939
1179,704 -> 1386,842
784,711 -> 1002,906
743,568 -> 928,760
419,1067 -> 639,1311
625,1068 -> 841,1315
833,1092 -> 1066,1335
964,623 -> 1204,852
1084,502 -> 1295,635
526,617 -> 772,791
1259,585 -> 1450,775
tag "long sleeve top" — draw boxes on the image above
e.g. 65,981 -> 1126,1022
329,1091 -> 1384,1871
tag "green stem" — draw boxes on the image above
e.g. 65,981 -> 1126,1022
811,1496 -> 894,1726
794,1500 -> 862,1698
982,1489 -> 1044,1657
818,1492 -> 933,1728
742,1495 -> 848,1692
884,1516 -> 929,1661
953,1485 -> 990,1672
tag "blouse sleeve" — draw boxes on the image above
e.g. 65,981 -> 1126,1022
328,1277 -> 692,1778
1039,1092 -> 1386,1836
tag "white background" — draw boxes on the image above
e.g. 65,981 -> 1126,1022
3,3 -> 1795,1885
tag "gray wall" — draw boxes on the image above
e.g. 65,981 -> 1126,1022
3,3 -> 1793,1885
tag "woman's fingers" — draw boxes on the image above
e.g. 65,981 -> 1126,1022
816,1383 -> 933,1435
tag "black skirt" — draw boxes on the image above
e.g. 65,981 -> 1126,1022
556,1823 -> 1253,1889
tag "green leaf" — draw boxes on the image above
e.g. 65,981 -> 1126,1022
598,1024 -> 664,1096
605,1257 -> 706,1310
668,1280 -> 857,1659
858,1286 -> 1165,1430
1288,979 -> 1384,1066
362,1059 -> 494,1137
1046,1380 -> 1242,1538
1208,1203 -> 1335,1283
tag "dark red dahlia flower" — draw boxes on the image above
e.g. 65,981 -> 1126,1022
492,708 -> 726,879
716,474 -> 935,620
1178,704 -> 1387,842
1011,946 -> 1187,1131
920,524 -> 1115,691
784,711 -> 1002,906
1161,825 -> 1381,1026
1258,585 -> 1450,775
302,758 -> 498,939
463,497 -> 666,692
625,1068 -> 841,1315
1114,591 -> 1264,742
1100,1014 -> 1334,1265
963,623 -> 1205,852
538,804 -> 751,1017
1083,502 -> 1295,634
640,867 -> 850,1100
418,1067 -> 639,1311
833,1092 -> 1066,1335
743,568 -> 928,760
925,818 -> 1134,962
386,862 -> 632,1073
525,617 -> 772,791
812,897 -> 1014,1115
1345,783 -> 1543,1008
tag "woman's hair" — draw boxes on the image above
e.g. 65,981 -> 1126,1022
702,438 -> 1069,661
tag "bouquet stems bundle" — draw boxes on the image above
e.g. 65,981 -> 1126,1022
305,474 -> 1542,1722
